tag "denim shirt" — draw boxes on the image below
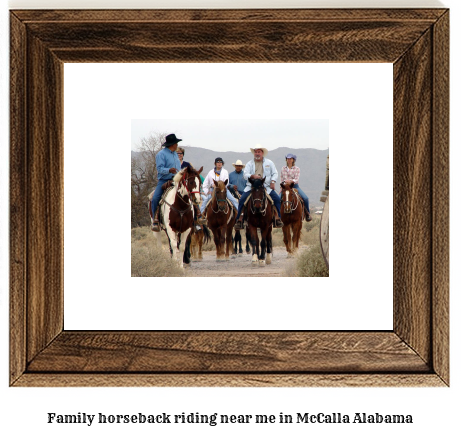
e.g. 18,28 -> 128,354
243,158 -> 278,193
228,170 -> 246,194
156,147 -> 181,181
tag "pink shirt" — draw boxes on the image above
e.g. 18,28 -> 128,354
281,165 -> 301,184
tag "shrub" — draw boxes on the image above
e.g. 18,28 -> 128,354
295,244 -> 329,277
131,229 -> 185,277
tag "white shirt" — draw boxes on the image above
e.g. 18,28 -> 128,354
202,168 -> 230,195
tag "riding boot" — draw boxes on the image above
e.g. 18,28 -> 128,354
305,207 -> 313,222
234,215 -> 244,231
195,205 -> 208,226
151,208 -> 161,232
273,210 -> 284,228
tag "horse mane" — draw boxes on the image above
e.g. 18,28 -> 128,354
173,168 -> 186,184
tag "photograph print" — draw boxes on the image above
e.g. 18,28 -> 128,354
131,119 -> 329,278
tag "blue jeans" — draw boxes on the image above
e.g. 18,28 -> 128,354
201,189 -> 238,214
150,182 -> 167,218
236,190 -> 281,220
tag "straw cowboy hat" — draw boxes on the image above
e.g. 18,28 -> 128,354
250,145 -> 268,157
232,159 -> 244,167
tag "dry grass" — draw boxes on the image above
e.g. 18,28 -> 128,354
131,227 -> 185,277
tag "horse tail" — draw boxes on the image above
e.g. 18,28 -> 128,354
202,224 -> 212,244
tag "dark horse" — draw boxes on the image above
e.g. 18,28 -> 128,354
280,181 -> 304,256
229,189 -> 250,255
153,166 -> 203,268
245,177 -> 273,267
206,179 -> 237,261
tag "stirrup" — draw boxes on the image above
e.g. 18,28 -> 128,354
274,218 -> 283,228
197,216 -> 208,225
151,221 -> 161,232
234,218 -> 244,230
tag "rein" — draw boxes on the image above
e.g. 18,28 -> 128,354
282,188 -> 300,213
250,188 -> 268,216
210,188 -> 229,214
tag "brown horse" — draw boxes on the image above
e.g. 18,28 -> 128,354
245,177 -> 273,267
206,179 -> 237,261
190,224 -> 211,261
280,181 -> 304,256
153,166 -> 203,268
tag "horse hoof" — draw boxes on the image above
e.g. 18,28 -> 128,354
259,260 -> 266,267
238,253 -> 243,257
252,261 -> 258,267
266,255 -> 272,265
184,263 -> 191,268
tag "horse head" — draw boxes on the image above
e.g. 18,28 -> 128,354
280,181 -> 295,213
181,166 -> 203,205
213,179 -> 228,212
249,177 -> 266,213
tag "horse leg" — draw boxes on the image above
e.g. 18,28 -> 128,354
182,232 -> 192,267
250,227 -> 259,266
282,224 -> 292,256
245,231 -> 251,254
293,220 -> 302,254
225,224 -> 233,260
259,228 -> 267,266
198,232 -> 203,261
212,229 -> 222,261
165,225 -> 181,267
232,234 -> 237,255
237,231 -> 243,255
266,229 -> 273,265
219,227 -> 227,261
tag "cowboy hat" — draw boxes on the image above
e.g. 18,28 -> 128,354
162,133 -> 182,147
250,145 -> 268,157
232,159 -> 244,167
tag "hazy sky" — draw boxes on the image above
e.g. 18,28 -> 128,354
131,119 -> 329,153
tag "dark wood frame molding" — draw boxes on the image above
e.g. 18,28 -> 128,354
10,9 -> 449,387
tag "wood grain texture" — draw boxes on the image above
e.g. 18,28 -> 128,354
26,34 -> 64,362
27,332 -> 428,373
12,9 -> 447,22
10,13 -> 27,384
13,374 -> 446,388
432,11 -> 449,385
393,29 -> 433,364
9,9 -> 449,387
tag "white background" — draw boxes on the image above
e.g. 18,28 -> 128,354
63,63 -> 392,331
1,1 -> 459,436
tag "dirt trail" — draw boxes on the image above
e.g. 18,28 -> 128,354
186,245 -> 309,277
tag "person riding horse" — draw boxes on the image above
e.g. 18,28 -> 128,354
227,159 -> 246,198
150,133 -> 206,232
280,153 -> 312,222
200,157 -> 239,220
234,146 -> 283,230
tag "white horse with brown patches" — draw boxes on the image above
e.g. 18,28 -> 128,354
153,166 -> 203,268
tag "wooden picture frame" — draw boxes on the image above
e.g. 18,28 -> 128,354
10,9 -> 449,387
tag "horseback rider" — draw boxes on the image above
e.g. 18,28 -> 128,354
234,146 -> 283,230
280,153 -> 313,222
227,159 -> 246,198
150,133 -> 206,232
200,157 -> 239,218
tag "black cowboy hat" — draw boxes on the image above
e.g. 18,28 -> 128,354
162,133 -> 182,147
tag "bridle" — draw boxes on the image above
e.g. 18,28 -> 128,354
211,185 -> 229,214
179,172 -> 201,205
282,186 -> 300,213
250,186 -> 268,215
